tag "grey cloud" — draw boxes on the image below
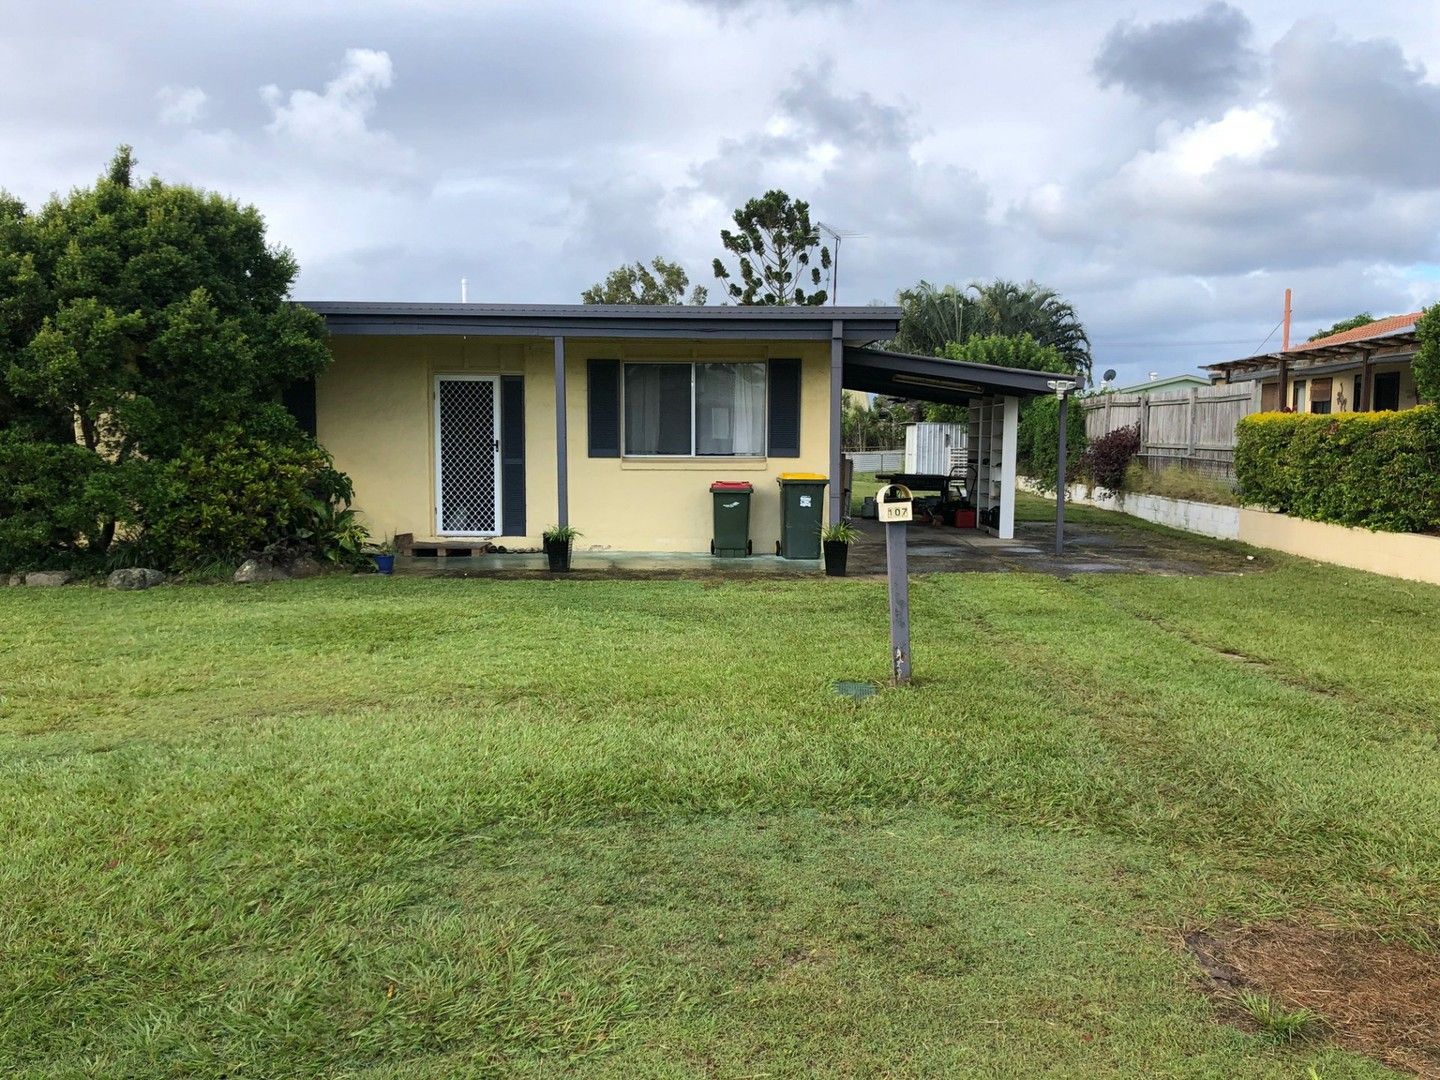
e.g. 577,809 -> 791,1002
775,60 -> 914,151
1266,21 -> 1440,189
1094,2 -> 1261,107
4,0 -> 1438,383
682,0 -> 852,13
561,174 -> 671,266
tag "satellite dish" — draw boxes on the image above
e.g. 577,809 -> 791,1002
1102,368 -> 1117,383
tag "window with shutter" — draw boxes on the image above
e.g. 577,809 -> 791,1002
768,359 -> 801,457
500,375 -> 525,535
587,360 -> 621,457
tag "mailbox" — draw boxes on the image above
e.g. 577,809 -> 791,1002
876,484 -> 913,524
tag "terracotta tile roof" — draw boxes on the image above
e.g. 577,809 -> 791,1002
1290,311 -> 1424,352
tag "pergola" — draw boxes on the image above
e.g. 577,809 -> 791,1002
1205,327 -> 1420,411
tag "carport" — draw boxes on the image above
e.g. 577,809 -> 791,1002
837,347 -> 1076,546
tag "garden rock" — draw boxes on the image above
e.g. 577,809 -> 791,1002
5,574 -> 23,587
234,559 -> 289,585
284,556 -> 323,579
24,570 -> 72,587
107,568 -> 166,591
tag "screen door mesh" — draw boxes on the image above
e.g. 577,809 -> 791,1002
438,379 -> 498,533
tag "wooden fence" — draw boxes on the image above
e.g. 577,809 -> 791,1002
1082,383 -> 1257,479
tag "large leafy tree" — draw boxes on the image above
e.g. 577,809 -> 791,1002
581,256 -> 707,305
922,334 -> 1073,422
1307,313 -> 1375,342
842,393 -> 911,451
0,146 -> 337,565
894,278 -> 1092,383
712,190 -> 830,305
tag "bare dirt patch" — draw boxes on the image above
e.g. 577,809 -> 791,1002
1185,923 -> 1440,1076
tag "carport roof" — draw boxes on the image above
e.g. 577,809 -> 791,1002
843,347 -> 1074,405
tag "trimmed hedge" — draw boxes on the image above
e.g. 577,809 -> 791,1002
1235,406 -> 1440,532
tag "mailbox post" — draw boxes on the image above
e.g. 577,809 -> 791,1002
876,484 -> 914,685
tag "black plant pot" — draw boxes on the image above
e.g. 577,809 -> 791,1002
544,537 -> 572,572
823,540 -> 849,577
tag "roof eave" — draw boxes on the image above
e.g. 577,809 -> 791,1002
1205,331 -> 1419,373
300,301 -> 901,344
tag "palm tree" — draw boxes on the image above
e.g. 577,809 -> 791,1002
892,280 -> 980,356
970,279 -> 1092,383
892,278 -> 1092,384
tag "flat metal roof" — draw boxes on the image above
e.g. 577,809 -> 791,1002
844,347 -> 1072,404
301,301 -> 901,343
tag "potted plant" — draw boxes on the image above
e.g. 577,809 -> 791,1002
370,537 -> 395,575
820,521 -> 860,577
542,524 -> 580,572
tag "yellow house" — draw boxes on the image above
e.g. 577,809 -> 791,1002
1205,311 -> 1425,414
290,302 -> 1068,556
296,303 -> 899,553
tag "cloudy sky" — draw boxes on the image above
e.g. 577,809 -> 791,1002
4,0 -> 1438,382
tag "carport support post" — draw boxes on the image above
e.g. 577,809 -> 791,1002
1055,389 -> 1069,557
554,336 -> 568,527
829,319 -> 844,524
885,521 -> 911,684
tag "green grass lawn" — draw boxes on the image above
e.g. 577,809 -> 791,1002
3,556 -> 1438,1076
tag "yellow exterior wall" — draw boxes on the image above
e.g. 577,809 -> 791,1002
1257,361 -> 1418,414
1239,509 -> 1440,586
316,336 -> 833,552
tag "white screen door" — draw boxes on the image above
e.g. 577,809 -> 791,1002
435,375 -> 502,536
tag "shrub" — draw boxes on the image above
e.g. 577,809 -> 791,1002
0,433 -> 111,570
1235,406 -> 1440,532
137,426 -> 360,567
1415,304 -> 1440,404
0,147 -> 338,569
1081,424 -> 1141,492
1018,395 -> 1087,493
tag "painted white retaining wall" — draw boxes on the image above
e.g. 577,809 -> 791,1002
1022,479 -> 1240,540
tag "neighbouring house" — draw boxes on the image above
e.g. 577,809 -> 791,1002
1203,311 -> 1425,414
1113,373 -> 1213,395
293,302 -> 1070,554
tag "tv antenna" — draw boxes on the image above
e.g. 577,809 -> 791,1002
816,221 -> 864,304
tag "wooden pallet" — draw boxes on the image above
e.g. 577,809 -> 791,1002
394,533 -> 495,559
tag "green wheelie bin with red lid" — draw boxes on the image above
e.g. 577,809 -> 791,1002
709,481 -> 754,557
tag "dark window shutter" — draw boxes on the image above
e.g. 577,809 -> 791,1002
768,359 -> 801,457
500,375 -> 526,536
588,360 -> 621,457
281,378 -> 317,438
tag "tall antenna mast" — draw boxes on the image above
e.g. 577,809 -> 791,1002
816,221 -> 863,305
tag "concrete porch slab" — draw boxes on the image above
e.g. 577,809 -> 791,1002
386,514 -> 1253,581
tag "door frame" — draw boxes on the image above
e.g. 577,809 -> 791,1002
434,373 -> 503,537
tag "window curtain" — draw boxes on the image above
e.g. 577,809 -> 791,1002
624,364 -> 691,454
697,363 -> 766,456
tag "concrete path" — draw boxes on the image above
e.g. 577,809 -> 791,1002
392,514 -> 1254,581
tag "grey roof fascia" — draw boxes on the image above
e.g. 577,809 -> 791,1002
300,301 -> 901,344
